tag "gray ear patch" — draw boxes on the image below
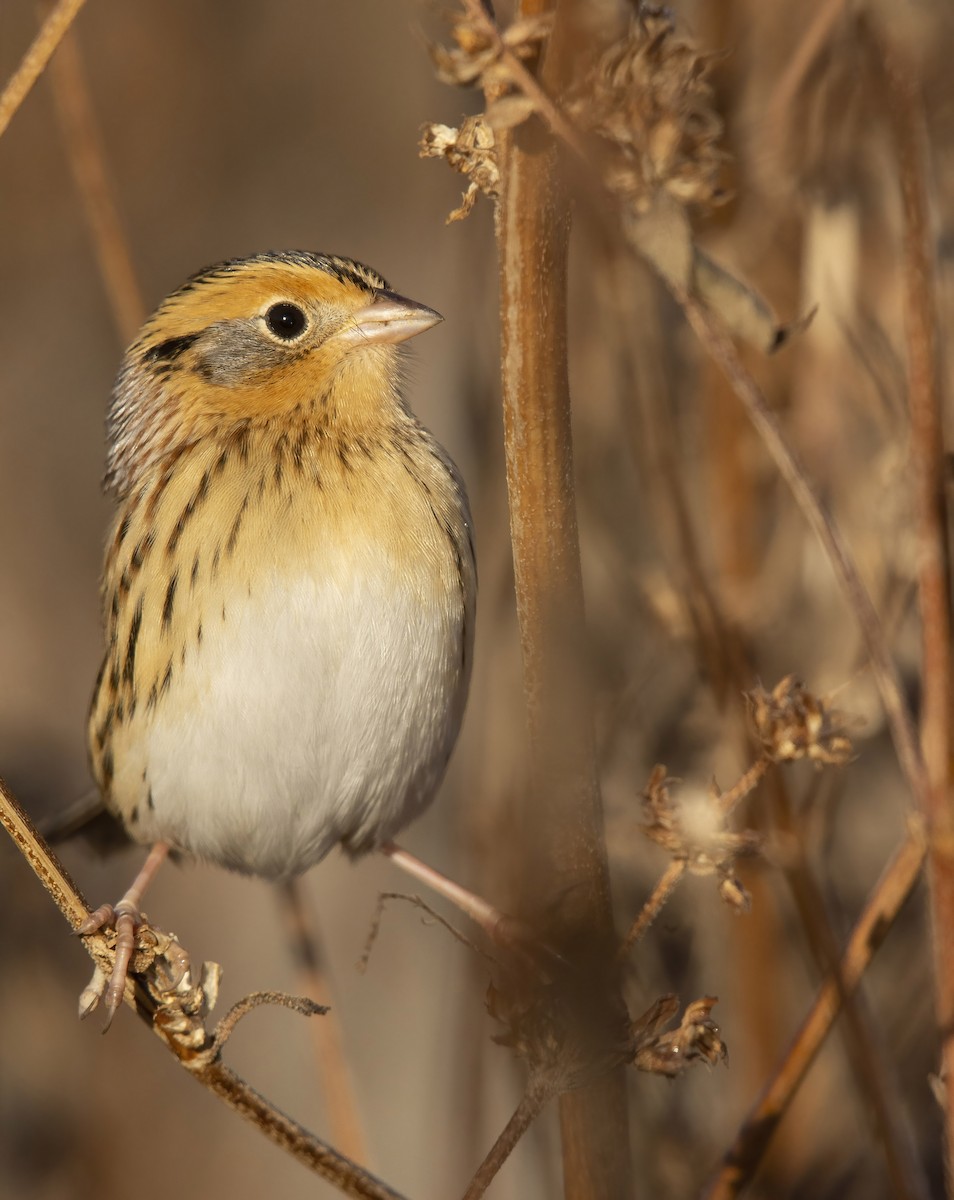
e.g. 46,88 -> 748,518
193,320 -> 290,386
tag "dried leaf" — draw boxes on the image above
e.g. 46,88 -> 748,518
485,94 -> 538,132
623,193 -> 694,291
501,14 -> 554,53
691,250 -> 779,354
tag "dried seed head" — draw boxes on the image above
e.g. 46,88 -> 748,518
640,765 -> 758,909
746,676 -> 855,767
565,7 -> 728,215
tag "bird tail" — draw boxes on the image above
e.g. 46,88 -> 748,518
39,789 -> 130,852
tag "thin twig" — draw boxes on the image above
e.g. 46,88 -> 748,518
769,776 -> 931,1200
0,774 -> 90,931
718,756 -> 771,817
617,859 -> 685,961
0,0 -> 86,141
762,0 -> 848,155
0,777 -> 408,1200
674,287 -> 927,805
461,1080 -> 553,1200
360,891 -> 496,974
700,829 -> 927,1200
198,1062 -> 407,1200
212,989 -> 327,1056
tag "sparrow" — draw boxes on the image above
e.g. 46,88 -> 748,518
78,250 -> 476,1024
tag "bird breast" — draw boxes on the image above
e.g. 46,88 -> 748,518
93,419 -> 475,880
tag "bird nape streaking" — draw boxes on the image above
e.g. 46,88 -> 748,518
79,251 -> 476,1026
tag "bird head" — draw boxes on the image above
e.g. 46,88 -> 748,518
105,251 -> 442,497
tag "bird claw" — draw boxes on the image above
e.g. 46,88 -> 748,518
77,898 -> 149,1030
78,965 -> 108,1020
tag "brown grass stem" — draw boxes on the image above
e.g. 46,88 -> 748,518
278,879 -> 371,1168
45,22 -> 145,341
700,829 -> 926,1200
0,0 -> 86,141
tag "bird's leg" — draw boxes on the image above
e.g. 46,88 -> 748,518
378,840 -> 554,965
77,841 -> 171,1028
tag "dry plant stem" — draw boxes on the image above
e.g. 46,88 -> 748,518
45,21 -> 145,340
701,830 -> 926,1200
491,2 -> 633,1196
461,1081 -> 554,1200
196,1063 -> 406,1200
0,775 -> 89,930
764,0 -> 847,144
618,859 -> 685,960
0,0 -> 86,140
718,756 -> 770,817
278,879 -> 370,1167
770,779 -> 930,1200
675,288 -> 927,803
0,781 -> 408,1200
880,42 -> 954,1185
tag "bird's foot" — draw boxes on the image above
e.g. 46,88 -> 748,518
75,842 -> 176,1029
78,898 -> 145,1025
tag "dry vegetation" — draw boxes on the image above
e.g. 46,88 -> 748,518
1,1 -> 952,1198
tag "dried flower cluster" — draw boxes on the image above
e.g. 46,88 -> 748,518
428,13 -> 552,90
419,115 -> 499,222
420,14 -> 553,222
565,8 -> 727,215
641,765 -> 758,912
630,994 -> 727,1077
746,676 -> 854,766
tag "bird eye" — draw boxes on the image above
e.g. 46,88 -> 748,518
265,302 -> 308,340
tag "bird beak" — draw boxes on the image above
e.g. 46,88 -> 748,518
337,290 -> 443,347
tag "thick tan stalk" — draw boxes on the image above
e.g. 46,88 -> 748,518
881,44 -> 954,1188
494,4 -> 633,1196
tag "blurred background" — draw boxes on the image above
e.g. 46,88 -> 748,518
0,1 -> 951,1197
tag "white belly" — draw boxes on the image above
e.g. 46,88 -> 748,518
135,561 -> 466,879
